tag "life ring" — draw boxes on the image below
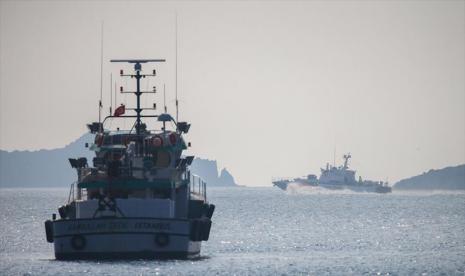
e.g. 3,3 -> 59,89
154,233 -> 170,247
151,136 -> 163,147
71,235 -> 86,250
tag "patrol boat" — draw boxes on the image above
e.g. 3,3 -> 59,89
44,59 -> 215,259
273,154 -> 391,193
318,154 -> 391,193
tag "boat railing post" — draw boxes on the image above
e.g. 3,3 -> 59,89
188,175 -> 190,200
77,186 -> 81,200
68,182 -> 74,203
204,180 -> 207,202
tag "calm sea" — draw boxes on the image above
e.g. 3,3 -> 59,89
0,187 -> 464,275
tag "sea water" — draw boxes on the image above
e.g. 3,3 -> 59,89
0,187 -> 464,275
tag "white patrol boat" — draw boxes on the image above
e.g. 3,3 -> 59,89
273,154 -> 391,193
317,154 -> 391,193
44,59 -> 215,259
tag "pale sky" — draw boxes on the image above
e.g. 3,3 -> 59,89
1,1 -> 464,186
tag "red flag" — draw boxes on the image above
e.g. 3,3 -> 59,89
114,104 -> 125,117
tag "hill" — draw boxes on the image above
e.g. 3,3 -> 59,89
394,164 -> 465,190
0,134 -> 95,187
0,134 -> 238,187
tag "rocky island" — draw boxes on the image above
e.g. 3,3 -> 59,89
394,164 -> 465,190
0,134 -> 238,187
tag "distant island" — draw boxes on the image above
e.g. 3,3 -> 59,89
394,164 -> 465,190
0,134 -> 238,188
189,158 -> 237,187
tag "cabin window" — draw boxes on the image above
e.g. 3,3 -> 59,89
153,150 -> 171,168
101,135 -> 125,145
112,135 -> 122,145
103,135 -> 111,145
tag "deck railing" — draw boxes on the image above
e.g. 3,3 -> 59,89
190,174 -> 207,202
68,171 -> 207,202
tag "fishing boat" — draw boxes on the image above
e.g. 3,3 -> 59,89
44,59 -> 215,259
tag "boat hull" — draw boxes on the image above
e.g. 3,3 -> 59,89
319,183 -> 392,193
273,181 -> 392,193
273,181 -> 290,191
49,217 -> 206,260
273,179 -> 318,190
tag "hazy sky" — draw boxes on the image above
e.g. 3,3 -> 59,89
1,1 -> 464,186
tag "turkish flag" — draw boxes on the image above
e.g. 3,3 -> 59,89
114,104 -> 125,117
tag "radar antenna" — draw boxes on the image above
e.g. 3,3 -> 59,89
343,153 -> 351,169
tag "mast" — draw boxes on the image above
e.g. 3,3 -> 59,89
114,80 -> 117,108
164,84 -> 167,113
135,63 -> 142,134
109,73 -> 113,115
111,59 -> 166,136
175,12 -> 179,124
333,147 -> 336,168
98,21 -> 104,132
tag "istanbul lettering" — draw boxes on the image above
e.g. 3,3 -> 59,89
66,221 -> 171,232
